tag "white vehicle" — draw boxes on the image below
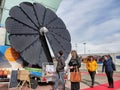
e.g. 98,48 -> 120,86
38,62 -> 56,83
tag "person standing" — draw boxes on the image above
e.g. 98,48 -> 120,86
53,50 -> 65,90
68,50 -> 81,90
102,55 -> 116,88
79,56 -> 83,63
86,56 -> 98,88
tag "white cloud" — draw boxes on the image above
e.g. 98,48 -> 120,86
57,0 -> 120,54
84,17 -> 120,42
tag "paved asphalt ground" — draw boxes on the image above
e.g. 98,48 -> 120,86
0,71 -> 120,90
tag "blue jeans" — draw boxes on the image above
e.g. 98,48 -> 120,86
54,72 -> 65,90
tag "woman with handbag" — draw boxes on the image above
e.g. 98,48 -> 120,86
68,50 -> 81,90
86,56 -> 98,88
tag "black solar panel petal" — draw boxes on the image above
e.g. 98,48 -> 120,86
5,2 -> 71,67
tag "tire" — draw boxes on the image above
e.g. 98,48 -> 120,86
30,78 -> 38,89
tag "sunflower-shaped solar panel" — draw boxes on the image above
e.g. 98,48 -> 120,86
5,2 -> 71,67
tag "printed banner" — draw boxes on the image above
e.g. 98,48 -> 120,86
0,46 -> 23,69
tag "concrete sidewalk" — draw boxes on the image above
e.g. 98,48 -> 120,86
0,71 -> 120,90
65,71 -> 120,90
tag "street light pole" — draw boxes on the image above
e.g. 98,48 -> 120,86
73,41 -> 84,54
83,43 -> 86,54
75,43 -> 77,53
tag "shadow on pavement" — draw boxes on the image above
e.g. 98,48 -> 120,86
81,79 -> 101,87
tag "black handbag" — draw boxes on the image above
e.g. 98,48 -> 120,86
112,62 -> 116,71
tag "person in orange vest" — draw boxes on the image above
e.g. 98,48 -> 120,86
86,56 -> 98,88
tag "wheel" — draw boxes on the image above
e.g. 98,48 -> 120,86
30,78 -> 38,89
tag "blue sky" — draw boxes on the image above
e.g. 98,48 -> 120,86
56,0 -> 120,54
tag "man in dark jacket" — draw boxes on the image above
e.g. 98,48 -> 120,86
102,55 -> 116,88
53,50 -> 65,90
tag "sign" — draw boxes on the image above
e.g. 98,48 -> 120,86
5,47 -> 20,62
9,70 -> 18,88
0,46 -> 23,69
46,65 -> 55,72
